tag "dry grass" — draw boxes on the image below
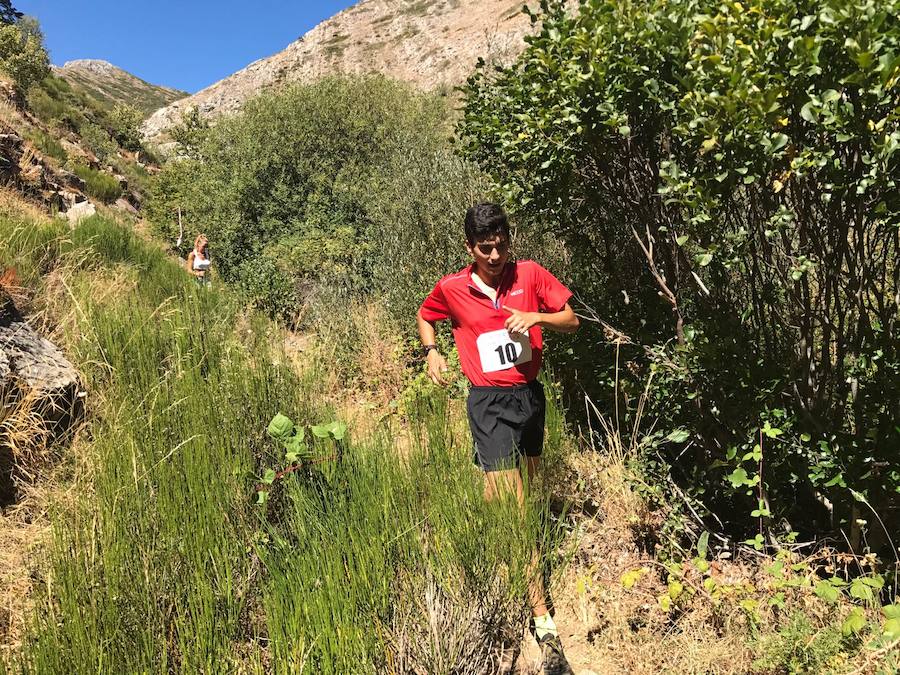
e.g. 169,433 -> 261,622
0,188 -> 49,224
0,508 -> 48,661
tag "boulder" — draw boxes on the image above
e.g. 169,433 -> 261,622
0,289 -> 82,504
113,197 -> 138,215
58,169 -> 86,192
65,200 -> 96,226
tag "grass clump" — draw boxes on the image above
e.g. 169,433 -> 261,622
752,611 -> 853,674
72,164 -> 121,203
24,129 -> 66,162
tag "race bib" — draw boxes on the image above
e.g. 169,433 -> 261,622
476,329 -> 532,373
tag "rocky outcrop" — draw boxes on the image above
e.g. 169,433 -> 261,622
0,127 -> 92,212
142,0 -> 544,143
0,289 -> 79,403
0,287 -> 82,503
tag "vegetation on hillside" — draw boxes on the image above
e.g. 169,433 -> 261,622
55,62 -> 187,116
459,0 -> 899,555
0,214 -> 566,672
147,76 -> 502,329
0,14 -> 48,93
0,0 -> 898,671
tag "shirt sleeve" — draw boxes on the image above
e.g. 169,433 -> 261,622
419,279 -> 451,321
533,263 -> 573,313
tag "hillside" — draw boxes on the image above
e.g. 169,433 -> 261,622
142,0 -> 540,143
54,59 -> 187,116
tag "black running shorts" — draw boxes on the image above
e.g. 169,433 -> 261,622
466,381 -> 546,471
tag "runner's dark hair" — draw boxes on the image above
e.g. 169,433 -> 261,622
464,203 -> 510,245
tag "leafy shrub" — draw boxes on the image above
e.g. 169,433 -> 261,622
78,121 -> 116,161
107,103 -> 142,151
147,76 -> 477,325
73,164 -> 121,203
752,612 -> 852,674
459,0 -> 900,541
0,19 -> 48,92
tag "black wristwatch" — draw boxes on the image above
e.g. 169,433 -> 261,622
422,344 -> 438,357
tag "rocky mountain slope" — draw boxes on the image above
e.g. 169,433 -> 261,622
54,59 -> 187,115
143,0 -> 539,143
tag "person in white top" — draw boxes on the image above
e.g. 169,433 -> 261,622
186,234 -> 211,286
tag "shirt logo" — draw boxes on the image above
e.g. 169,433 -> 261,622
509,289 -> 524,296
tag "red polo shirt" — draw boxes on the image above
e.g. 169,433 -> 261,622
419,260 -> 573,387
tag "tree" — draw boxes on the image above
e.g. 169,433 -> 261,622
109,103 -> 143,151
459,0 -> 899,541
0,16 -> 48,91
0,0 -> 22,26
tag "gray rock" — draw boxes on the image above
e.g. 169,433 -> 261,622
65,200 -> 96,226
113,197 -> 138,215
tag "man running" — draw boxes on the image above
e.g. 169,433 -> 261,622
416,203 -> 579,674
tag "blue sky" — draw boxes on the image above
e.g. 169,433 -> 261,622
16,1 -> 357,94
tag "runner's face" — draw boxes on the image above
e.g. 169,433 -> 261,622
466,234 -> 509,282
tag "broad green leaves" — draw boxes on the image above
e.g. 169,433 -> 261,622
458,0 -> 900,540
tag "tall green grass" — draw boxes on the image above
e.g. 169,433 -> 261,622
0,215 -> 569,672
72,164 -> 122,203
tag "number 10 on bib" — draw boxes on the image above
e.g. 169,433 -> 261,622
476,329 -> 533,373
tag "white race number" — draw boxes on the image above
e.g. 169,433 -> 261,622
476,329 -> 532,373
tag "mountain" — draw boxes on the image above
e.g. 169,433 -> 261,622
54,59 -> 188,116
142,0 -> 540,144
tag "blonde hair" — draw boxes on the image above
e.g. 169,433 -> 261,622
194,234 -> 208,252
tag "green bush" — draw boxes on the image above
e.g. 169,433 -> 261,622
459,0 -> 900,541
73,163 -> 122,203
0,19 -> 48,92
147,76 -> 482,326
107,102 -> 142,151
78,120 -> 116,161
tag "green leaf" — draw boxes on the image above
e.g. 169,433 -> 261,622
697,531 -> 709,559
621,567 -> 647,589
256,490 -> 268,506
814,580 -> 839,603
310,424 -> 331,438
842,607 -> 866,636
728,467 -> 749,488
849,579 -> 874,602
668,580 -> 684,600
261,468 -> 277,485
850,489 -> 867,503
883,604 -> 900,620
884,617 -> 900,639
267,413 -> 295,440
769,133 -> 789,152
697,252 -> 713,267
657,593 -> 672,611
800,101 -> 818,122
325,420 -> 348,440
821,89 -> 840,104
618,125 -> 631,137
676,234 -> 689,246
700,137 -> 718,154
823,473 -> 844,487
667,429 -> 690,443
861,575 -> 884,590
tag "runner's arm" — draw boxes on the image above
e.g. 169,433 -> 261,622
416,309 -> 449,386
503,303 -> 579,334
